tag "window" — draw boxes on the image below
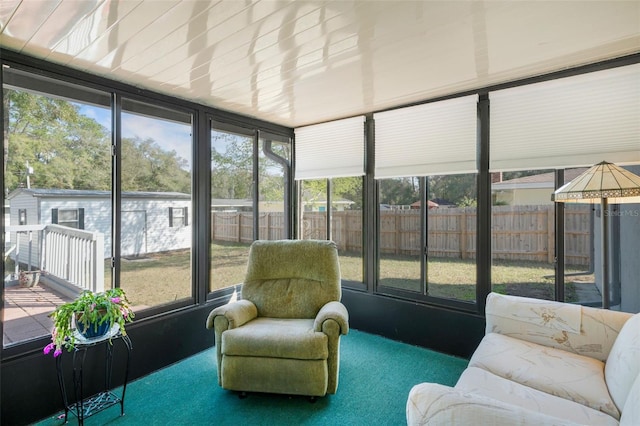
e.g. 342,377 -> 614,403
374,96 -> 478,304
295,117 -> 366,285
3,68 -> 111,349
210,126 -> 255,293
258,133 -> 290,240
490,169 -> 556,301
489,64 -> 640,311
120,98 -> 193,309
52,208 -> 84,229
377,174 -> 477,302
209,125 -> 292,294
169,207 -> 188,227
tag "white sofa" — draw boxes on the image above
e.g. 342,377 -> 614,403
407,292 -> 640,425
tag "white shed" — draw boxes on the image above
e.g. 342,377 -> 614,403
7,188 -> 191,265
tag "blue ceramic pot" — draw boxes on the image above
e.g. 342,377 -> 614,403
76,313 -> 111,339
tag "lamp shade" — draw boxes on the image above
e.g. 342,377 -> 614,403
552,161 -> 640,204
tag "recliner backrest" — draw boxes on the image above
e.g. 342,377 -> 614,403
242,239 -> 341,318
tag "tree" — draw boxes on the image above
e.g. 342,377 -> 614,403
379,177 -> 419,206
4,90 -> 111,191
121,137 -> 190,193
428,174 -> 476,207
211,132 -> 253,200
4,89 -> 191,194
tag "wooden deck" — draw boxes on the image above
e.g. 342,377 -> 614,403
3,283 -> 71,346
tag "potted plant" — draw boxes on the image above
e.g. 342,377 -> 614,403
44,288 -> 135,357
18,269 -> 42,287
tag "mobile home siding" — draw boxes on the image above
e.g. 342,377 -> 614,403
7,189 -> 191,266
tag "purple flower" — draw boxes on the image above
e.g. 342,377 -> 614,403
43,343 -> 55,355
54,348 -> 63,357
111,297 -> 121,304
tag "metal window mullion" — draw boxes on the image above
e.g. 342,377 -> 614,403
195,110 -> 209,303
326,179 -> 332,240
421,176 -> 428,296
476,94 -> 491,314
365,115 -> 377,293
112,93 -> 122,289
555,170 -> 565,302
253,130 -> 259,241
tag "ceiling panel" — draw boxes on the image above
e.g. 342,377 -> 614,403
1,0 -> 639,128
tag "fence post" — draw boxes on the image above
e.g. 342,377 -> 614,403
395,212 -> 400,254
547,207 -> 554,264
211,212 -> 216,240
460,210 -> 467,260
342,212 -> 349,251
237,213 -> 242,242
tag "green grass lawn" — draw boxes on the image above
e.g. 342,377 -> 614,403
99,242 -> 591,307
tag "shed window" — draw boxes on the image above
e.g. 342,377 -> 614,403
51,208 -> 84,229
18,209 -> 27,225
169,207 -> 188,227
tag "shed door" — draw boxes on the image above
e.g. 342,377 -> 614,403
122,210 -> 146,256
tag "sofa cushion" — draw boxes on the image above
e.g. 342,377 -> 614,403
456,367 -> 618,426
221,318 -> 328,360
605,313 -> 640,412
485,292 -> 632,362
620,374 -> 640,426
469,332 -> 619,419
407,382 -> 587,426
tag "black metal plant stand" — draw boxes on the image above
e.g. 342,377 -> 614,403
55,325 -> 132,425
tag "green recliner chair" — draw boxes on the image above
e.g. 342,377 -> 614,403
205,239 -> 349,397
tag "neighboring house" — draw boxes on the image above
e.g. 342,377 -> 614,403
7,188 -> 191,264
492,168 -> 588,205
211,198 -> 253,212
410,200 -> 440,209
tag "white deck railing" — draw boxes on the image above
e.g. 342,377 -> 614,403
42,224 -> 105,293
7,224 -> 105,294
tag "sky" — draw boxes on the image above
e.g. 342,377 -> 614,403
79,105 -> 193,169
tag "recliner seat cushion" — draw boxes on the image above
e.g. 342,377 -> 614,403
469,332 -> 619,419
222,318 -> 328,360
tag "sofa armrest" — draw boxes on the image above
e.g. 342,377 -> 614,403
205,299 -> 258,331
407,382 -> 583,426
485,292 -> 631,361
314,301 -> 349,335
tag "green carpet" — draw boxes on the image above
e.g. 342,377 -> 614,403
36,330 -> 468,425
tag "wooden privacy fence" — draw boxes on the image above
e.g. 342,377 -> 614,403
211,205 -> 592,266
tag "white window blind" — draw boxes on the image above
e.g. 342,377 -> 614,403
374,95 -> 478,178
294,116 -> 365,180
490,63 -> 640,172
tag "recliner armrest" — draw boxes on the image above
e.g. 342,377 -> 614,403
206,299 -> 258,330
314,301 -> 349,335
